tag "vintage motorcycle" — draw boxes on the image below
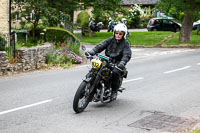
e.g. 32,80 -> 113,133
73,51 -> 127,113
89,17 -> 104,32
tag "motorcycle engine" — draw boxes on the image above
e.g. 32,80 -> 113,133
100,67 -> 111,80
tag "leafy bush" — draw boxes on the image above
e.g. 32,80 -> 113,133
0,35 -> 7,51
45,27 -> 80,44
24,22 -> 34,30
16,36 -> 43,49
46,41 -> 83,67
128,4 -> 143,28
77,11 -> 90,27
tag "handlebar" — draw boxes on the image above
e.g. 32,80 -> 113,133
85,52 -> 123,72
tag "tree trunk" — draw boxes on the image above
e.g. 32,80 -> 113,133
179,12 -> 194,42
64,10 -> 74,33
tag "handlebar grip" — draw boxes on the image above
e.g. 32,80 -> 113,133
115,66 -> 123,72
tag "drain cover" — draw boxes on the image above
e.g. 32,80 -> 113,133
129,113 -> 199,132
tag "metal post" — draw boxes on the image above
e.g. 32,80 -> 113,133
13,31 -> 16,58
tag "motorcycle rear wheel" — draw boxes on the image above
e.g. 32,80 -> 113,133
73,81 -> 91,113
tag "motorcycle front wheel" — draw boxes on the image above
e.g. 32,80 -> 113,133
73,81 -> 91,113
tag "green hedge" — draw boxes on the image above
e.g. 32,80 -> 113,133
77,11 -> 90,27
46,27 -> 80,44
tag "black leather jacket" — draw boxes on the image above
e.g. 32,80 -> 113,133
92,37 -> 132,65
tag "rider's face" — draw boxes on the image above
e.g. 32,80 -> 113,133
115,32 -> 124,41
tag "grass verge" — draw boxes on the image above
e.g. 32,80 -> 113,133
76,31 -> 174,46
76,31 -> 200,47
163,31 -> 200,47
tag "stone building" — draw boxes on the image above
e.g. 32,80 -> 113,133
0,0 -> 9,35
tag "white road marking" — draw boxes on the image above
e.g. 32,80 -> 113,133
164,66 -> 191,74
0,99 -> 53,115
197,63 -> 200,65
123,77 -> 144,83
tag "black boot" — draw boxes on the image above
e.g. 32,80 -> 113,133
110,90 -> 117,101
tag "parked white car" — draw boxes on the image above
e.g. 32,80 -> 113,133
193,20 -> 200,30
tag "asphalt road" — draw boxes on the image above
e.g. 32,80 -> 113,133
0,47 -> 200,133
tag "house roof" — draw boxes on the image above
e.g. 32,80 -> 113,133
121,0 -> 159,5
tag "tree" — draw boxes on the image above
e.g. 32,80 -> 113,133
46,0 -> 81,31
80,0 -> 125,22
12,0 -> 77,36
12,0 -> 48,38
12,0 -> 125,36
156,0 -> 200,42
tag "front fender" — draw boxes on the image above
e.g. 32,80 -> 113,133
83,77 -> 92,83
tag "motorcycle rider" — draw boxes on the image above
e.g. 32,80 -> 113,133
108,17 -> 117,32
121,18 -> 127,25
121,18 -> 130,36
86,23 -> 132,100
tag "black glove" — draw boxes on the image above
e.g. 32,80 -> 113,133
85,50 -> 96,56
117,61 -> 125,70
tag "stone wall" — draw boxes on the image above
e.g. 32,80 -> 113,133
0,43 -> 52,76
0,0 -> 9,34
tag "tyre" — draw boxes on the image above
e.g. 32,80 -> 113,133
108,27 -> 111,32
175,28 -> 180,32
73,81 -> 91,113
153,28 -> 157,31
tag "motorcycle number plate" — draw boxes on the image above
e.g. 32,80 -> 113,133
91,59 -> 102,69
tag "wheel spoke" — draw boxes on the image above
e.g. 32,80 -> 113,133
73,81 -> 92,113
78,84 -> 90,109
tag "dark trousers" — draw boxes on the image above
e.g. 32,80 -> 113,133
111,68 -> 122,92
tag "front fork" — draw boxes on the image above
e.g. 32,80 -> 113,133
83,72 -> 101,101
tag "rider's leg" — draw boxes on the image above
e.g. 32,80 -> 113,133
110,68 -> 122,100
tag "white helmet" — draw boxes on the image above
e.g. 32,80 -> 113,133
109,17 -> 113,21
113,23 -> 127,38
122,18 -> 127,21
121,18 -> 127,24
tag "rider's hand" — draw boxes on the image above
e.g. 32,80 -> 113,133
117,62 -> 125,70
85,52 -> 90,56
85,50 -> 95,56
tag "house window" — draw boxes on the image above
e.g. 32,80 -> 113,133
155,19 -> 161,24
14,0 -> 26,2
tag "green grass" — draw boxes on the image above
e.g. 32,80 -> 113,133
163,31 -> 200,47
76,32 -> 113,44
16,38 -> 44,49
127,31 -> 172,46
76,31 -> 173,46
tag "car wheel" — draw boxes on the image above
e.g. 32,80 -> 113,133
153,28 -> 157,31
175,28 -> 180,32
